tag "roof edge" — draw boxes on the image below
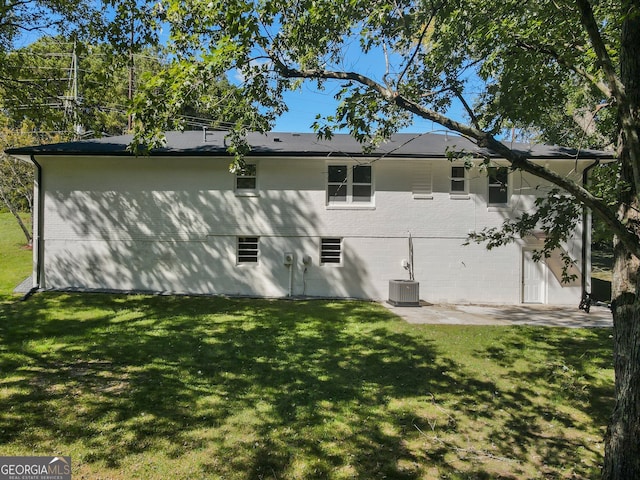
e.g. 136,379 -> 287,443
4,131 -> 617,161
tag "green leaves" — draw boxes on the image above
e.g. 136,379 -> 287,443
0,37 -> 167,136
136,0 -> 614,147
467,188 -> 583,283
127,0 -> 638,264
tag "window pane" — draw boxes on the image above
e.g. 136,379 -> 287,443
353,165 -> 371,183
352,185 -> 372,201
450,167 -> 466,192
451,180 -> 465,192
327,163 -> 373,205
488,167 -> 508,185
451,166 -> 465,178
488,167 -> 508,204
489,187 -> 508,204
328,184 -> 347,202
328,165 -> 347,183
236,164 -> 257,190
236,177 -> 256,190
238,164 -> 256,176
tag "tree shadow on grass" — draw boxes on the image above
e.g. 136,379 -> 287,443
481,326 -> 613,418
0,293 -> 613,479
475,326 -> 613,476
0,293 -> 455,478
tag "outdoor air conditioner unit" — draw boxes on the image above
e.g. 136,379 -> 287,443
388,279 -> 420,307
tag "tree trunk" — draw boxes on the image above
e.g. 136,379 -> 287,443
602,232 -> 640,479
601,1 -> 640,477
9,207 -> 32,247
0,188 -> 32,246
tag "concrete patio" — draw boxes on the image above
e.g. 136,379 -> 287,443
384,302 -> 613,328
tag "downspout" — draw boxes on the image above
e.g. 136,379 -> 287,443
581,159 -> 600,300
288,263 -> 294,297
22,155 -> 43,300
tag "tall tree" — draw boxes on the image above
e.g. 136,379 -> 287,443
0,0 -> 100,101
0,118 -> 69,244
0,35 -> 249,242
0,0 -> 98,242
0,0 -> 171,134
134,0 -> 640,478
0,37 -> 169,136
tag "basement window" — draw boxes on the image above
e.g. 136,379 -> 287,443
320,238 -> 342,265
237,236 -> 259,263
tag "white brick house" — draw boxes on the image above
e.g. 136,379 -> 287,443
7,131 -> 613,305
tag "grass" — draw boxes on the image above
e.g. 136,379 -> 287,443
0,212 -> 615,479
0,212 -> 32,296
591,247 -> 613,283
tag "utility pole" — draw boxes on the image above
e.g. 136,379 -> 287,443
127,11 -> 135,132
64,40 -> 83,139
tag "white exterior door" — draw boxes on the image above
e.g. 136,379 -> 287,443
522,249 -> 546,303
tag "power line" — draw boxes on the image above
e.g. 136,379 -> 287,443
3,46 -> 259,135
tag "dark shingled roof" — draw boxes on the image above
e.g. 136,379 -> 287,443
5,131 -> 615,160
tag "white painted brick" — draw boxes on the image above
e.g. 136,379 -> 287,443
37,155 -> 587,304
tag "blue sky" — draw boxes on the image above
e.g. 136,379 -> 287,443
12,9 -> 464,137
258,39 -> 462,135
272,84 -> 445,134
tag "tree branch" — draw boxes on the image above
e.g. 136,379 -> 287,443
394,91 -> 640,257
575,0 -> 625,102
272,59 -> 640,258
453,88 -> 480,130
382,42 -> 392,89
514,38 -> 611,98
396,18 -> 431,88
272,58 -> 395,100
575,0 -> 640,201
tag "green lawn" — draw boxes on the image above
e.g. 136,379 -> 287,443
0,212 -> 32,296
0,213 -> 614,479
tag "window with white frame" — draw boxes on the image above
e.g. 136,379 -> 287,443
327,164 -> 373,205
488,166 -> 509,204
450,165 -> 467,194
320,238 -> 342,265
237,236 -> 259,263
235,163 -> 257,193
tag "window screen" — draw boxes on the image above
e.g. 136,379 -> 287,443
352,165 -> 372,202
451,166 -> 466,192
488,167 -> 509,204
327,164 -> 373,204
327,165 -> 348,202
236,164 -> 257,190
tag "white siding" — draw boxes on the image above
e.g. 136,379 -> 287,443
36,154 -> 589,304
